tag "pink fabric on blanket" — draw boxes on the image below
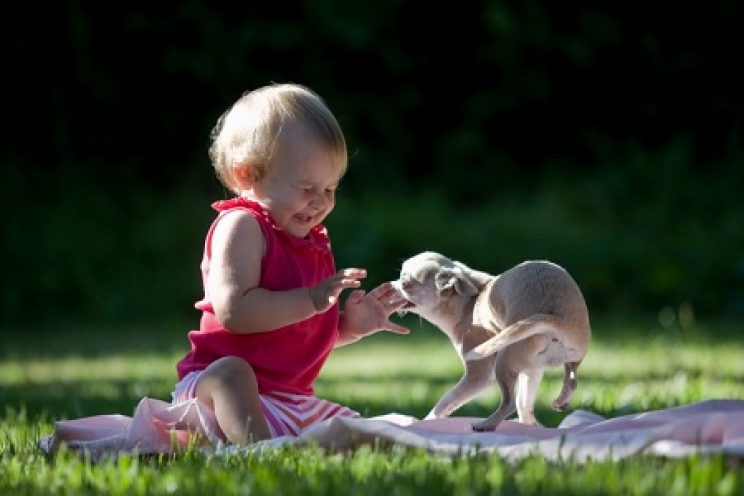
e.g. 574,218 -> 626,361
38,398 -> 744,463
38,398 -> 222,458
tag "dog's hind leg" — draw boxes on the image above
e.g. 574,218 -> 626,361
515,367 -> 544,425
471,357 -> 519,432
552,361 -> 580,411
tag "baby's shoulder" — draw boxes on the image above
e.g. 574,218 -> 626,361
210,208 -> 264,249
214,208 -> 261,232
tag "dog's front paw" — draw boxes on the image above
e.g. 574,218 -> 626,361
552,400 -> 570,411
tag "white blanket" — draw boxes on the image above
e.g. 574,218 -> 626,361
38,398 -> 744,463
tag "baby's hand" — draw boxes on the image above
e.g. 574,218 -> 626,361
310,268 -> 367,313
341,282 -> 410,340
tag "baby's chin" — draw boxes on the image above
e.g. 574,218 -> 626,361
285,212 -> 326,237
283,220 -> 315,238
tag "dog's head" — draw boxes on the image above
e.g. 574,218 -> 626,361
391,251 -> 479,320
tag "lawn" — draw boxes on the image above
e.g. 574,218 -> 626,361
1,314 -> 743,495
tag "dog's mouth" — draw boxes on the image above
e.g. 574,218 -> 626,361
391,280 -> 414,315
395,299 -> 415,316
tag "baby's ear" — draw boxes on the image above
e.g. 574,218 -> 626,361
233,163 -> 257,189
435,268 -> 478,297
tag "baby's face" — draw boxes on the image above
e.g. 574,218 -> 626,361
251,125 -> 344,238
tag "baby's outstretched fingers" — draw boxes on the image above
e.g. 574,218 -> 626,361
344,289 -> 366,306
311,269 -> 366,312
383,320 -> 410,335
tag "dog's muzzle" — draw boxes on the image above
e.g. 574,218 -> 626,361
390,280 -> 415,315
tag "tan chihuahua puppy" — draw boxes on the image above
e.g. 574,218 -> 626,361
391,251 -> 591,431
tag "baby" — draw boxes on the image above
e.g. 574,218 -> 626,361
172,83 -> 409,445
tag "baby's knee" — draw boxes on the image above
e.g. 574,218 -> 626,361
199,356 -> 258,393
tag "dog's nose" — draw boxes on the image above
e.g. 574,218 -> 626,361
391,279 -> 412,298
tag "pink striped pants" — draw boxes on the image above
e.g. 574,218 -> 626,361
172,371 -> 360,438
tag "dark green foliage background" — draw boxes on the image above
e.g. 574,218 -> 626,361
3,1 -> 743,329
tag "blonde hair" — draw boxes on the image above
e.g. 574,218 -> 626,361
209,83 -> 348,194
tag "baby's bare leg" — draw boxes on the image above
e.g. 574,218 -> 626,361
196,356 -> 271,445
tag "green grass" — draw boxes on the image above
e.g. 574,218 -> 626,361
1,315 -> 743,495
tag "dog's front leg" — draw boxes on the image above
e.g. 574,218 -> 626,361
425,358 -> 495,419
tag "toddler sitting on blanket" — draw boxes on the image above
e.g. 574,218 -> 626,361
171,83 -> 409,445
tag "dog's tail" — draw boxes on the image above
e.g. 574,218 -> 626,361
464,314 -> 563,361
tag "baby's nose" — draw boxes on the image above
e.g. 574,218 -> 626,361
310,195 -> 325,210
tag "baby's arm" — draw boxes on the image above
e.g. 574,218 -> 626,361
208,211 -> 363,333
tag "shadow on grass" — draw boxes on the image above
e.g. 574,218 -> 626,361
1,379 -> 175,420
2,313 -> 741,360
0,319 -> 194,360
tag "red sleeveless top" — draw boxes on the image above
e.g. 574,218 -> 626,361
176,198 -> 339,396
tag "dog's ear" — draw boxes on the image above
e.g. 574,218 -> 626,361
435,268 -> 478,297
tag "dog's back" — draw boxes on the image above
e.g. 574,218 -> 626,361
473,261 -> 591,357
